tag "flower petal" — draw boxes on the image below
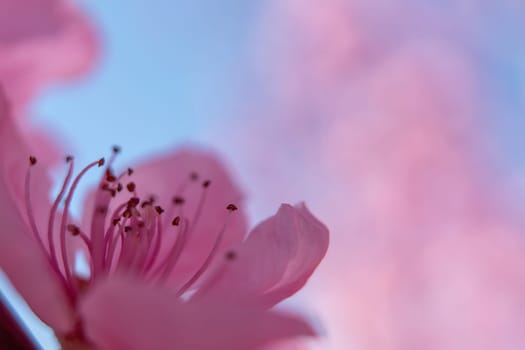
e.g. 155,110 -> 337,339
0,0 -> 98,108
0,89 -> 53,230
80,277 -> 315,350
83,148 -> 247,288
198,203 -> 329,307
0,91 -> 75,333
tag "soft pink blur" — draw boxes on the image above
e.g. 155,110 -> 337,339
0,0 -> 98,167
227,1 -> 525,349
0,0 -> 98,111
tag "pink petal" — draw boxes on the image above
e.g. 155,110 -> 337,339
0,0 -> 98,109
0,91 -> 75,333
0,87 -> 66,254
198,203 -> 329,307
80,277 -> 315,350
83,149 -> 247,288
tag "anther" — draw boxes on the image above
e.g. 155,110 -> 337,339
105,169 -> 117,182
155,206 -> 165,215
67,224 -> 80,236
127,197 -> 140,208
112,145 -> 121,154
126,182 -> 136,192
124,226 -> 133,233
97,206 -> 108,215
225,251 -> 237,261
112,218 -> 121,226
138,221 -> 145,228
29,156 -> 37,166
97,158 -> 105,167
226,204 -> 238,211
65,155 -> 73,163
202,180 -> 211,188
127,168 -> 134,176
141,196 -> 156,208
172,196 -> 185,205
122,209 -> 132,218
190,172 -> 199,181
172,216 -> 181,226
116,183 -> 123,192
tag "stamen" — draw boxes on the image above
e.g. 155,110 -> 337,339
105,221 -> 126,272
151,217 -> 188,281
67,225 -> 92,252
176,205 -> 237,296
59,159 -> 104,284
24,156 -> 47,255
47,157 -> 75,271
142,215 -> 163,273
102,202 -> 129,268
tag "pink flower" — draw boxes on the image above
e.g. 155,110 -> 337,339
0,92 -> 329,349
0,0 -> 98,110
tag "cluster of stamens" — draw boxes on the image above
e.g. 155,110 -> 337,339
24,147 -> 238,303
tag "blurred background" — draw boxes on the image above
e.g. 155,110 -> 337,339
2,0 -> 525,349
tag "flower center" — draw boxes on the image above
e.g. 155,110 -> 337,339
24,148 -> 238,303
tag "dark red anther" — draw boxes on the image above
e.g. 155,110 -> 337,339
67,224 -> 80,236
126,182 -> 136,192
97,206 -> 108,215
112,145 -> 121,154
172,196 -> 185,205
202,180 -> 211,188
122,209 -> 132,218
29,156 -> 37,166
226,204 -> 238,211
137,221 -> 145,228
65,155 -> 73,162
97,158 -> 105,167
172,216 -> 181,226
155,206 -> 164,215
124,226 -> 132,233
225,251 -> 237,261
127,168 -> 134,176
116,183 -> 123,192
112,218 -> 121,226
105,169 -> 117,182
127,197 -> 140,208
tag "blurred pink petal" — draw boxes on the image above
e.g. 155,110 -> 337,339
80,277 -> 315,350
0,0 -> 98,109
0,89 -> 75,333
198,203 -> 328,307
